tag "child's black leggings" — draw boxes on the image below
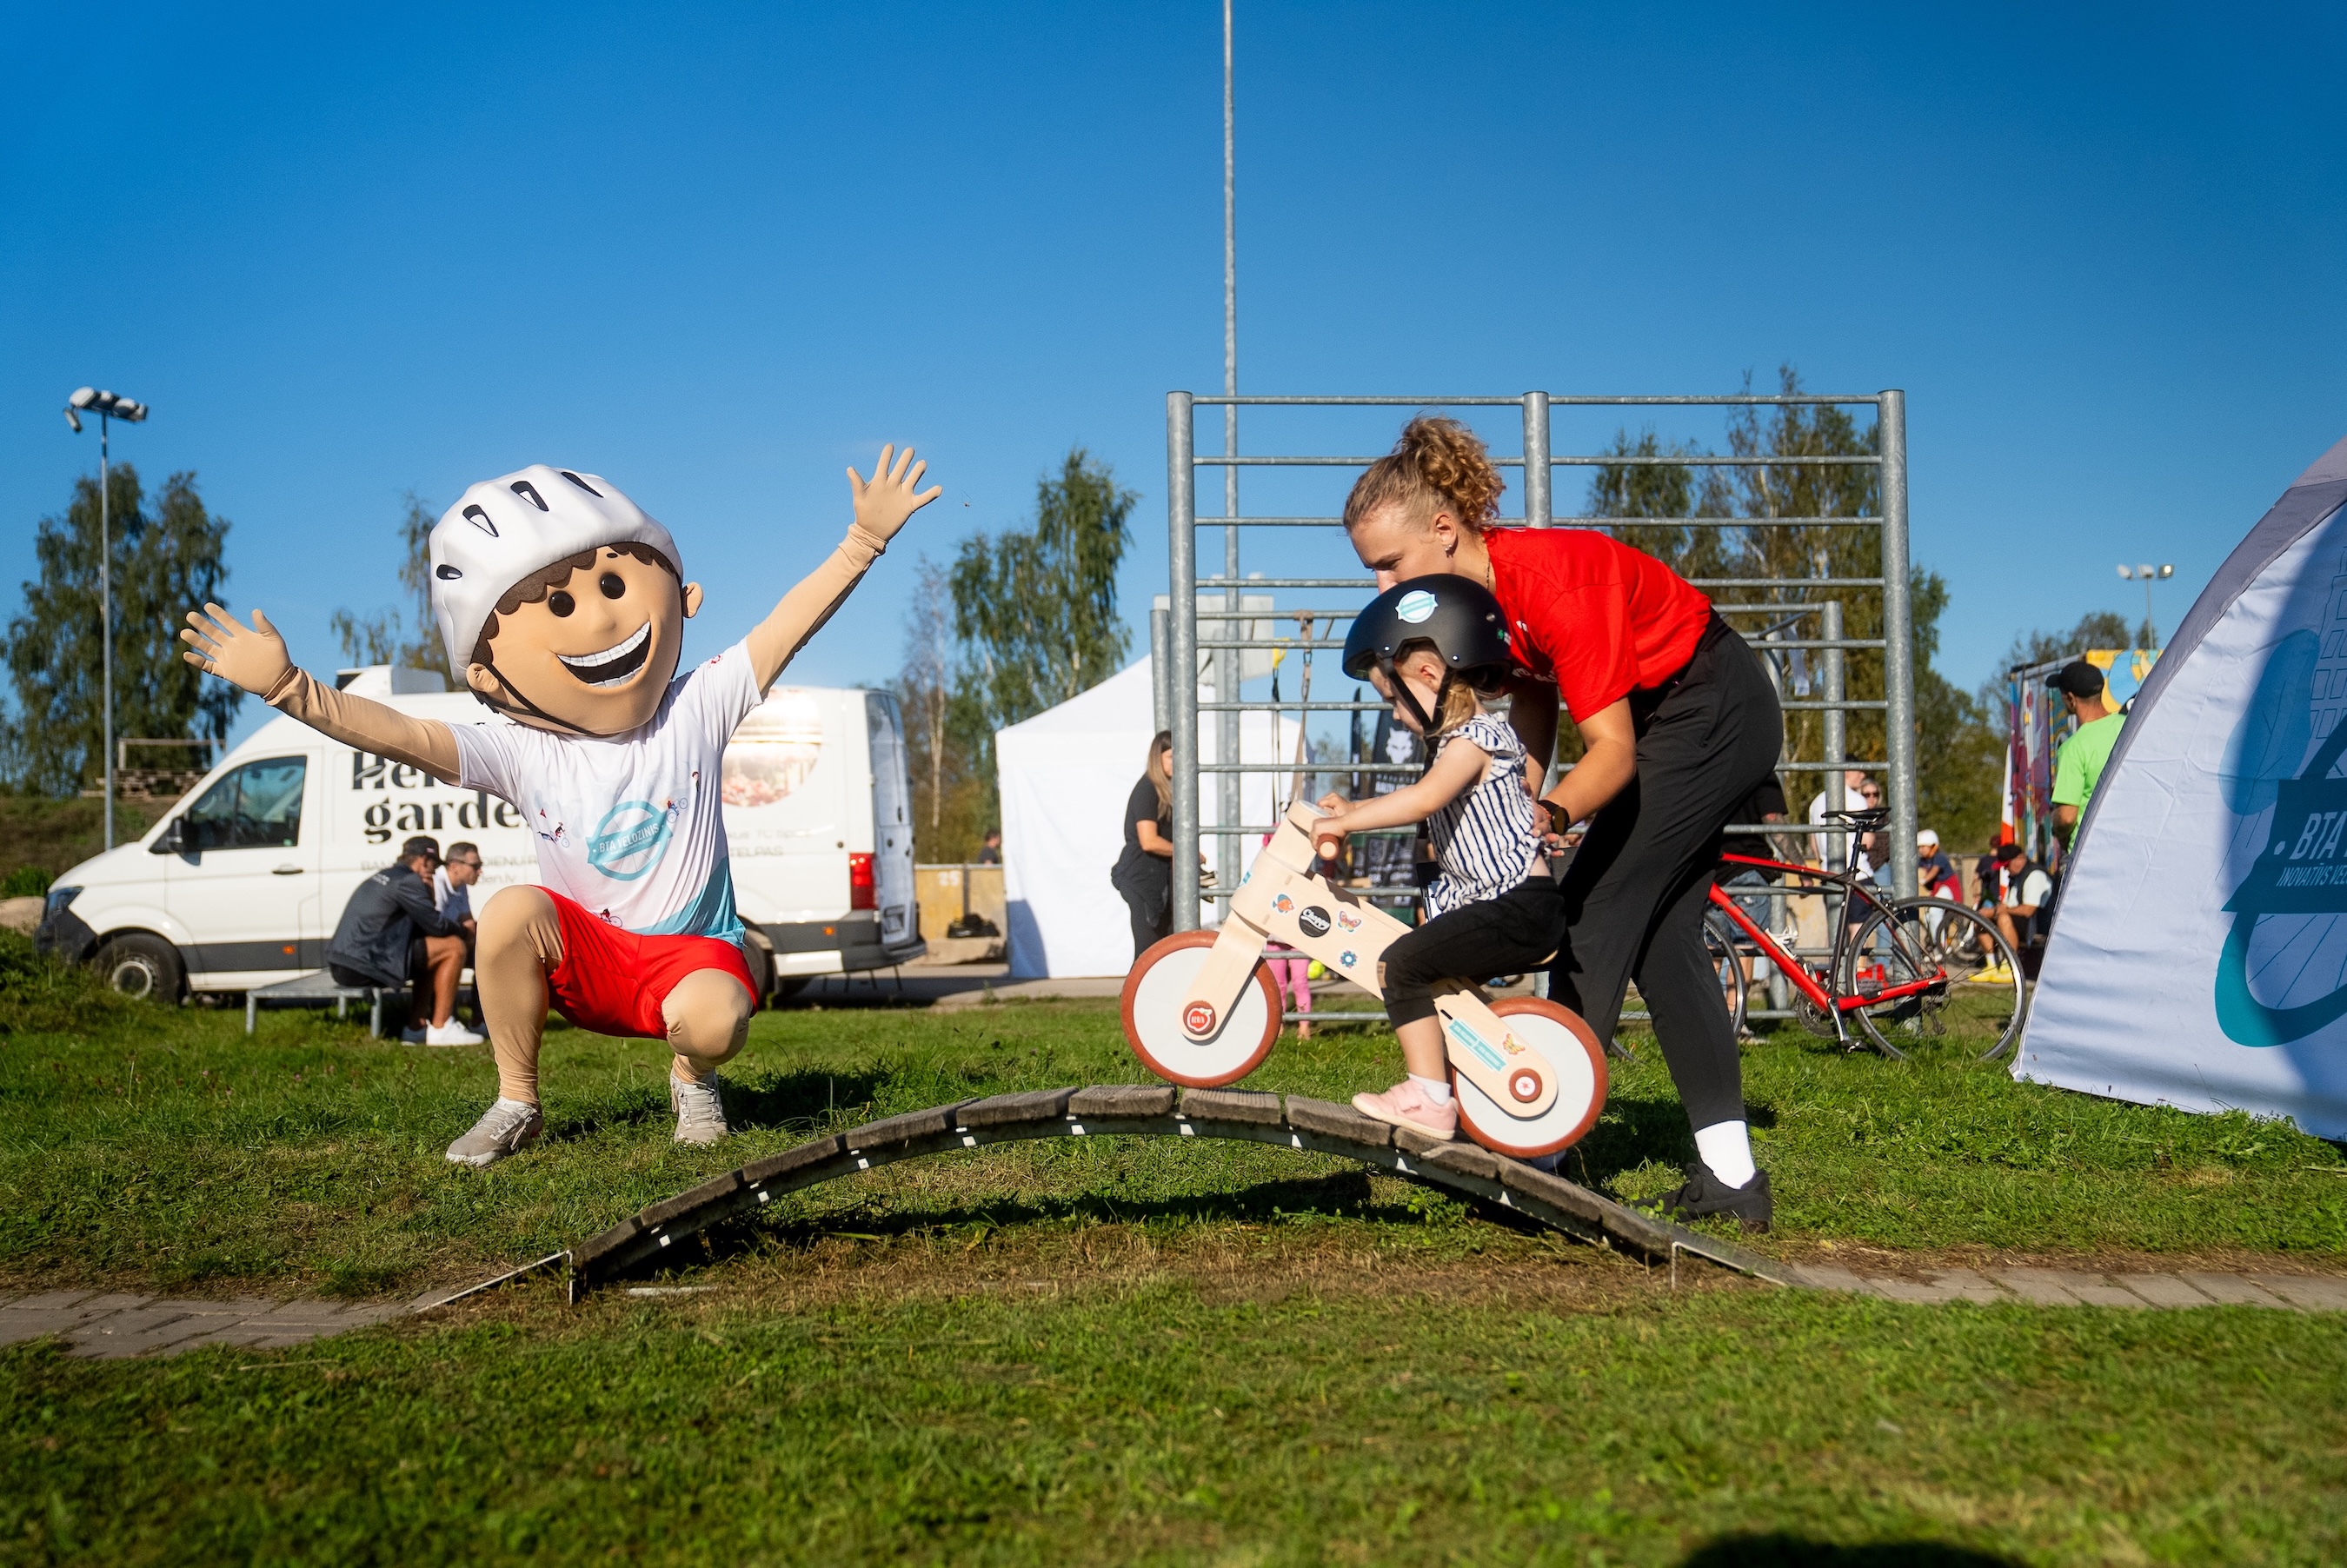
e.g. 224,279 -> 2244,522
1380,878 -> 1567,1027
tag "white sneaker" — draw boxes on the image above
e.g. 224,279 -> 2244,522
425,1020 -> 486,1046
445,1098 -> 544,1167
670,1072 -> 729,1145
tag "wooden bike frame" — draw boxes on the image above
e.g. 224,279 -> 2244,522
1176,802 -> 1561,1115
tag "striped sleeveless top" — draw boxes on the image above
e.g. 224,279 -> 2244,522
1423,714 -> 1543,918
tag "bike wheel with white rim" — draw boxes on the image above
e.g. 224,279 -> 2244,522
1120,929 -> 1284,1088
1845,897 -> 2025,1061
1451,997 -> 1609,1159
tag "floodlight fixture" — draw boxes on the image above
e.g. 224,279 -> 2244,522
2118,562 -> 2179,648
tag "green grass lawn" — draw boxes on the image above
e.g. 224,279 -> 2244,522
3,936 -> 2344,1564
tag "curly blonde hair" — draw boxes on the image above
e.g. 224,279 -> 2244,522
1342,415 -> 1506,534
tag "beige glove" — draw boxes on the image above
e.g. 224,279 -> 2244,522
182,604 -> 460,781
180,603 -> 293,697
848,442 -> 942,546
748,443 -> 941,688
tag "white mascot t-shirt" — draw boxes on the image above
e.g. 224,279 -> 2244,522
449,641 -> 761,948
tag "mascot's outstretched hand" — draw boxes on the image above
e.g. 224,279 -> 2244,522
848,442 -> 942,545
180,603 -> 295,699
179,601 -> 462,781
746,442 -> 941,689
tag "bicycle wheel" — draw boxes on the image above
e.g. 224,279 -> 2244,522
1845,897 -> 2025,1061
1701,907 -> 1748,1040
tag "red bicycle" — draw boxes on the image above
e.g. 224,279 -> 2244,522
1704,807 -> 2027,1060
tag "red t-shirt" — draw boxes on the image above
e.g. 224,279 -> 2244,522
1483,528 -> 1713,722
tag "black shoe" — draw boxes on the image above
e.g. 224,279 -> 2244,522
1646,1163 -> 1772,1232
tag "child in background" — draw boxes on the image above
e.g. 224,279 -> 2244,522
1311,576 -> 1560,1139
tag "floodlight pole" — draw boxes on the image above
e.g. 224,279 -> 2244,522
66,389 -> 148,851
99,411 -> 115,852
1217,0 -> 1240,897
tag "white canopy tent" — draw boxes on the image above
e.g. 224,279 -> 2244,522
996,656 -> 1303,979
2022,430 -> 2347,1139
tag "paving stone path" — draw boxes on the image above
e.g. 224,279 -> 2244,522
0,1289 -> 430,1360
1793,1265 -> 2347,1312
4,1265 -> 2340,1360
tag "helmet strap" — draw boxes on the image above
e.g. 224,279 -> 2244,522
1379,655 -> 1440,738
475,659 -> 596,738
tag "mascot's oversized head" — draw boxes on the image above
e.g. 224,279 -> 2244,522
429,465 -> 703,736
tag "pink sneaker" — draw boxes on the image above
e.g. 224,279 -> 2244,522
1351,1080 -> 1459,1140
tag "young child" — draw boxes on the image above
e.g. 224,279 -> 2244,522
183,448 -> 938,1167
1313,575 -> 1561,1139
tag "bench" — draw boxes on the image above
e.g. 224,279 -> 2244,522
245,971 -> 390,1037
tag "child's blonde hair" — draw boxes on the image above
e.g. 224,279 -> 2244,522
1393,639 -> 1485,739
1342,415 -> 1507,534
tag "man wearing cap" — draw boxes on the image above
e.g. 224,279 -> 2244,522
181,447 -> 941,1168
2049,660 -> 2123,847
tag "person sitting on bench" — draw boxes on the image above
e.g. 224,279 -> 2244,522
327,835 -> 482,1046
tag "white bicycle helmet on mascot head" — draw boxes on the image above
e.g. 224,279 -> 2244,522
428,464 -> 680,687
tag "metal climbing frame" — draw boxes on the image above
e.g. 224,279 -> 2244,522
1163,391 -> 1916,933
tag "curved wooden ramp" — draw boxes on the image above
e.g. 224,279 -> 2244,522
550,1085 -> 1801,1300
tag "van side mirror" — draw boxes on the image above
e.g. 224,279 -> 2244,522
150,818 -> 184,855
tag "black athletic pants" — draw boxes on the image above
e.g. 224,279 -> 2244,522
1121,880 -> 1173,957
1549,615 -> 1782,1133
1383,877 -> 1567,1027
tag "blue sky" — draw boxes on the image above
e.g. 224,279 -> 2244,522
5,2 -> 2344,748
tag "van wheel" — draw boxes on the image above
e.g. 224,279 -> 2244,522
95,935 -> 184,1003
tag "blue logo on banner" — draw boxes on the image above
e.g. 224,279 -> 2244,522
588,799 -> 676,881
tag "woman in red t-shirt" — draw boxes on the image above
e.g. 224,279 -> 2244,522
1341,417 -> 1784,1230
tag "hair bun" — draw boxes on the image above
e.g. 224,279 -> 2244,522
1344,415 -> 1506,531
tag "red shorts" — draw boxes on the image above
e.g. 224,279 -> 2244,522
542,889 -> 758,1040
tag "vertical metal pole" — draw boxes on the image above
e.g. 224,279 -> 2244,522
100,414 -> 114,852
1167,393 -> 1201,931
1822,599 -> 1846,875
1218,0 -> 1241,901
1150,606 -> 1171,735
1878,389 -> 1918,899
1520,392 -> 1550,526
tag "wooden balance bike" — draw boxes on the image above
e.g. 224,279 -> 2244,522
1119,801 -> 1609,1158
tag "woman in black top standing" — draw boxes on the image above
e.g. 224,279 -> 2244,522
1112,731 -> 1178,957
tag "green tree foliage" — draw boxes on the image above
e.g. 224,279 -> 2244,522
897,448 -> 1137,854
3,465 -> 239,796
896,555 -> 996,860
329,492 -> 453,682
946,448 -> 1136,802
1998,611 -> 2149,674
1584,367 -> 2004,847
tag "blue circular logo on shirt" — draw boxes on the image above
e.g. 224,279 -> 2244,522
588,800 -> 676,882
1396,589 -> 1438,624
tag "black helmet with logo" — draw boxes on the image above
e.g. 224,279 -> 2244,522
1342,575 -> 1515,695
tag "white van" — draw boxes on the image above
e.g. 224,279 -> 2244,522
34,668 -> 923,1002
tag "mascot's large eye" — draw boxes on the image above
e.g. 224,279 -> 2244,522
548,590 -> 576,617
598,573 -> 626,600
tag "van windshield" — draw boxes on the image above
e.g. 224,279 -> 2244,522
182,756 -> 307,851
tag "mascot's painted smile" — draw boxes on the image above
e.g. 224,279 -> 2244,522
558,621 -> 653,688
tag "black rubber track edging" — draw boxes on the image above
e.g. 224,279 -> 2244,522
515,1085 -> 1798,1301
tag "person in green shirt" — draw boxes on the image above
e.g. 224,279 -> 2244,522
2049,660 -> 2124,847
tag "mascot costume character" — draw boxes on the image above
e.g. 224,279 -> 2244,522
182,448 -> 940,1166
